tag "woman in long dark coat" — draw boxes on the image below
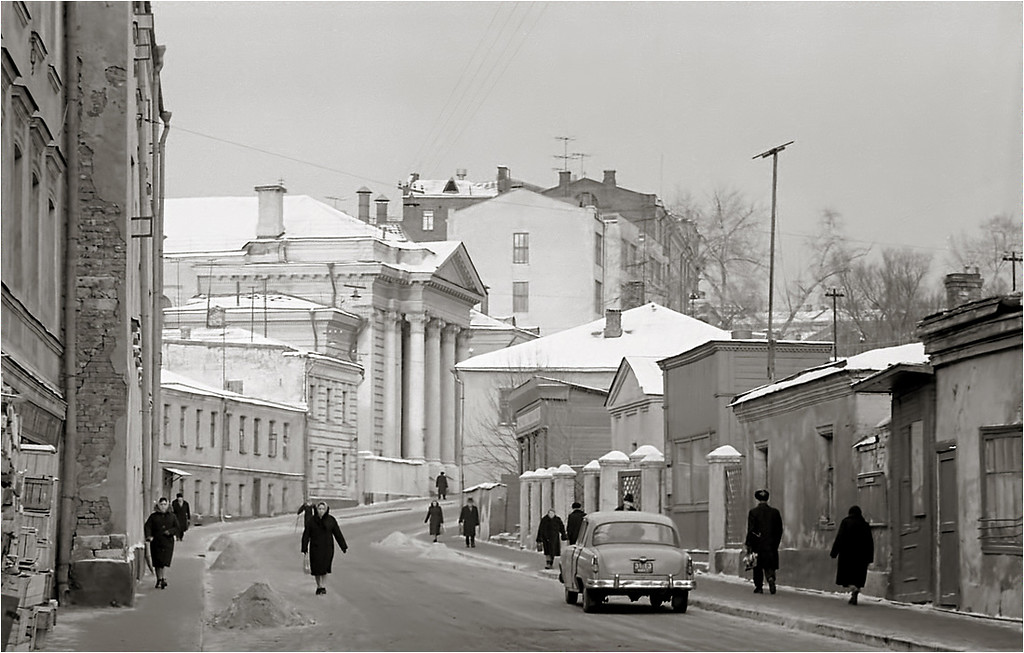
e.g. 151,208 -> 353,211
144,497 -> 180,589
536,509 -> 567,569
301,502 -> 348,596
830,505 -> 874,605
424,500 -> 444,542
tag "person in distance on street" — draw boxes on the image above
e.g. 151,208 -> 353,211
615,493 -> 637,511
566,502 -> 586,545
301,501 -> 348,596
829,505 -> 874,605
171,492 -> 191,541
536,509 -> 567,569
745,489 -> 784,595
458,497 -> 480,548
435,471 -> 449,501
424,499 -> 444,543
144,497 -> 180,589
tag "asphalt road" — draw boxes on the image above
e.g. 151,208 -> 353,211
202,505 -> 880,652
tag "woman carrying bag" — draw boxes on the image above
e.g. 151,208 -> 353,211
424,500 -> 444,543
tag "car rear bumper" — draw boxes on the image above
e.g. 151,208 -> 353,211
585,576 -> 695,591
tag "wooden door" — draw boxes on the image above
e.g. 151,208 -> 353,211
936,443 -> 960,608
892,386 -> 934,603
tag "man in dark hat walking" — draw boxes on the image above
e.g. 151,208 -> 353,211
566,502 -> 586,545
435,471 -> 449,501
745,489 -> 783,594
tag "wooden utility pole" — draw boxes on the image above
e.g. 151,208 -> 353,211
826,287 -> 845,360
752,140 -> 794,381
1003,251 -> 1022,292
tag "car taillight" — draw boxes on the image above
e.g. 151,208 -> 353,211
686,557 -> 694,577
591,555 -> 599,574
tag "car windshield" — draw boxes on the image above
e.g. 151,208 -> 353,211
591,522 -> 678,546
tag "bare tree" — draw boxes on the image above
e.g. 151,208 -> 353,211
947,213 -> 1023,295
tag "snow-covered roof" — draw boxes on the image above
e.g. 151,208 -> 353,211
456,303 -> 730,372
166,293 -> 348,314
162,325 -> 302,350
622,356 -> 665,395
163,195 -> 382,253
408,178 -> 499,198
732,343 -> 928,406
161,369 -> 306,412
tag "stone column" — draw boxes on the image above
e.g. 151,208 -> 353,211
639,449 -> 665,515
456,330 -> 472,365
598,450 -> 630,511
382,310 -> 400,458
440,325 -> 458,465
552,464 -> 577,517
707,444 -> 744,574
582,460 -> 600,513
539,467 -> 555,516
519,470 -> 535,549
404,313 -> 426,461
424,318 -> 442,465
528,468 -> 547,548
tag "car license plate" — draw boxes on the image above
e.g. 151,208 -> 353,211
633,561 -> 653,573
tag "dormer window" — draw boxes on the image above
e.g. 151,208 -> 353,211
443,178 -> 459,194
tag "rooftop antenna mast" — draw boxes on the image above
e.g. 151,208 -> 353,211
553,136 -> 575,172
571,152 -> 591,179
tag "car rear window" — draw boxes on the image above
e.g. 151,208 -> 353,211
591,522 -> 678,546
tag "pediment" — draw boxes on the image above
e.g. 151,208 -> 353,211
433,243 -> 487,298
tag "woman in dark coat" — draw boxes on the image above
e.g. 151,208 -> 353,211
536,509 -> 567,569
301,502 -> 348,596
830,505 -> 874,605
144,497 -> 180,589
424,500 -> 444,542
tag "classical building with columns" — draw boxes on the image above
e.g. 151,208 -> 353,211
162,185 -> 486,500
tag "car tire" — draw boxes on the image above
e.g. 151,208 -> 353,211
650,595 -> 664,609
582,587 -> 601,613
671,591 -> 689,613
564,586 -> 578,605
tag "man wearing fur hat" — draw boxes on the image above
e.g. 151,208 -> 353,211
745,489 -> 784,594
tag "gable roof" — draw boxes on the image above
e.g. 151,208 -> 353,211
457,303 -> 730,372
164,195 -> 381,254
161,369 -> 306,412
605,356 -> 665,408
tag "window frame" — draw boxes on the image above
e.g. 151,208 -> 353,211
422,209 -> 434,231
512,281 -> 529,313
979,424 -> 1023,555
512,232 -> 529,264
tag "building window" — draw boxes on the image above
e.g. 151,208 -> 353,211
268,420 -> 278,457
325,451 -> 332,484
309,449 -> 316,481
513,232 -> 529,264
163,404 -> 171,445
282,486 -> 288,512
594,280 -> 603,314
422,210 -> 434,231
818,426 -> 835,527
210,411 -> 218,449
194,480 -> 202,517
253,418 -> 262,455
238,484 -> 245,516
195,409 -> 203,449
309,385 -> 317,416
238,416 -> 247,454
179,407 -> 187,448
595,232 -> 603,267
282,423 -> 290,460
341,390 -> 348,423
513,282 -> 529,313
325,387 -> 332,423
754,441 -> 769,491
341,452 -> 348,485
267,483 -> 275,514
980,425 -> 1023,553
223,483 -> 231,515
673,436 -> 710,504
225,413 -> 232,450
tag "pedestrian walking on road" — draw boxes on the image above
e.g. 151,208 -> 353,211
536,509 -> 567,569
424,500 -> 444,542
458,497 -> 480,548
566,502 -> 586,545
301,502 -> 348,596
830,505 -> 874,605
296,497 -> 316,527
435,471 -> 449,501
144,497 -> 180,589
171,493 -> 191,541
745,489 -> 783,595
615,493 -> 637,511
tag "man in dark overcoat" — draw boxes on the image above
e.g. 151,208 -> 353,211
435,471 -> 449,501
172,493 -> 191,541
301,502 -> 348,596
566,502 -> 586,545
536,509 -> 567,569
145,497 -> 180,589
830,505 -> 874,605
458,497 -> 480,547
745,489 -> 783,595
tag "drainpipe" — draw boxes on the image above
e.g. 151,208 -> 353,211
327,262 -> 338,308
309,309 -> 319,351
151,109 -> 170,502
56,2 -> 81,602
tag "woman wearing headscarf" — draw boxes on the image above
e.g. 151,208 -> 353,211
424,500 -> 444,542
830,505 -> 874,605
144,497 -> 180,589
301,502 -> 349,595
536,509 -> 567,570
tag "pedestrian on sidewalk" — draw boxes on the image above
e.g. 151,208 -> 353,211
296,496 -> 316,528
424,500 -> 444,542
144,497 -> 180,589
745,489 -> 783,595
830,505 -> 874,605
172,493 -> 191,541
458,497 -> 480,547
566,502 -> 586,545
615,493 -> 637,511
536,509 -> 567,569
301,502 -> 348,596
436,471 -> 449,501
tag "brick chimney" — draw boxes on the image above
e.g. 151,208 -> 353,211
944,268 -> 984,309
558,170 -> 572,196
603,308 -> 622,338
374,194 -> 389,225
356,186 -> 372,222
603,170 -> 617,187
255,183 -> 286,238
497,166 -> 510,193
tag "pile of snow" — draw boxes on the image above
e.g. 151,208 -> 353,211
211,582 -> 308,630
210,540 -> 257,570
208,534 -> 235,551
376,531 -> 426,549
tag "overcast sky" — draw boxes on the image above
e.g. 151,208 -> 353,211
153,1 -> 1021,278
